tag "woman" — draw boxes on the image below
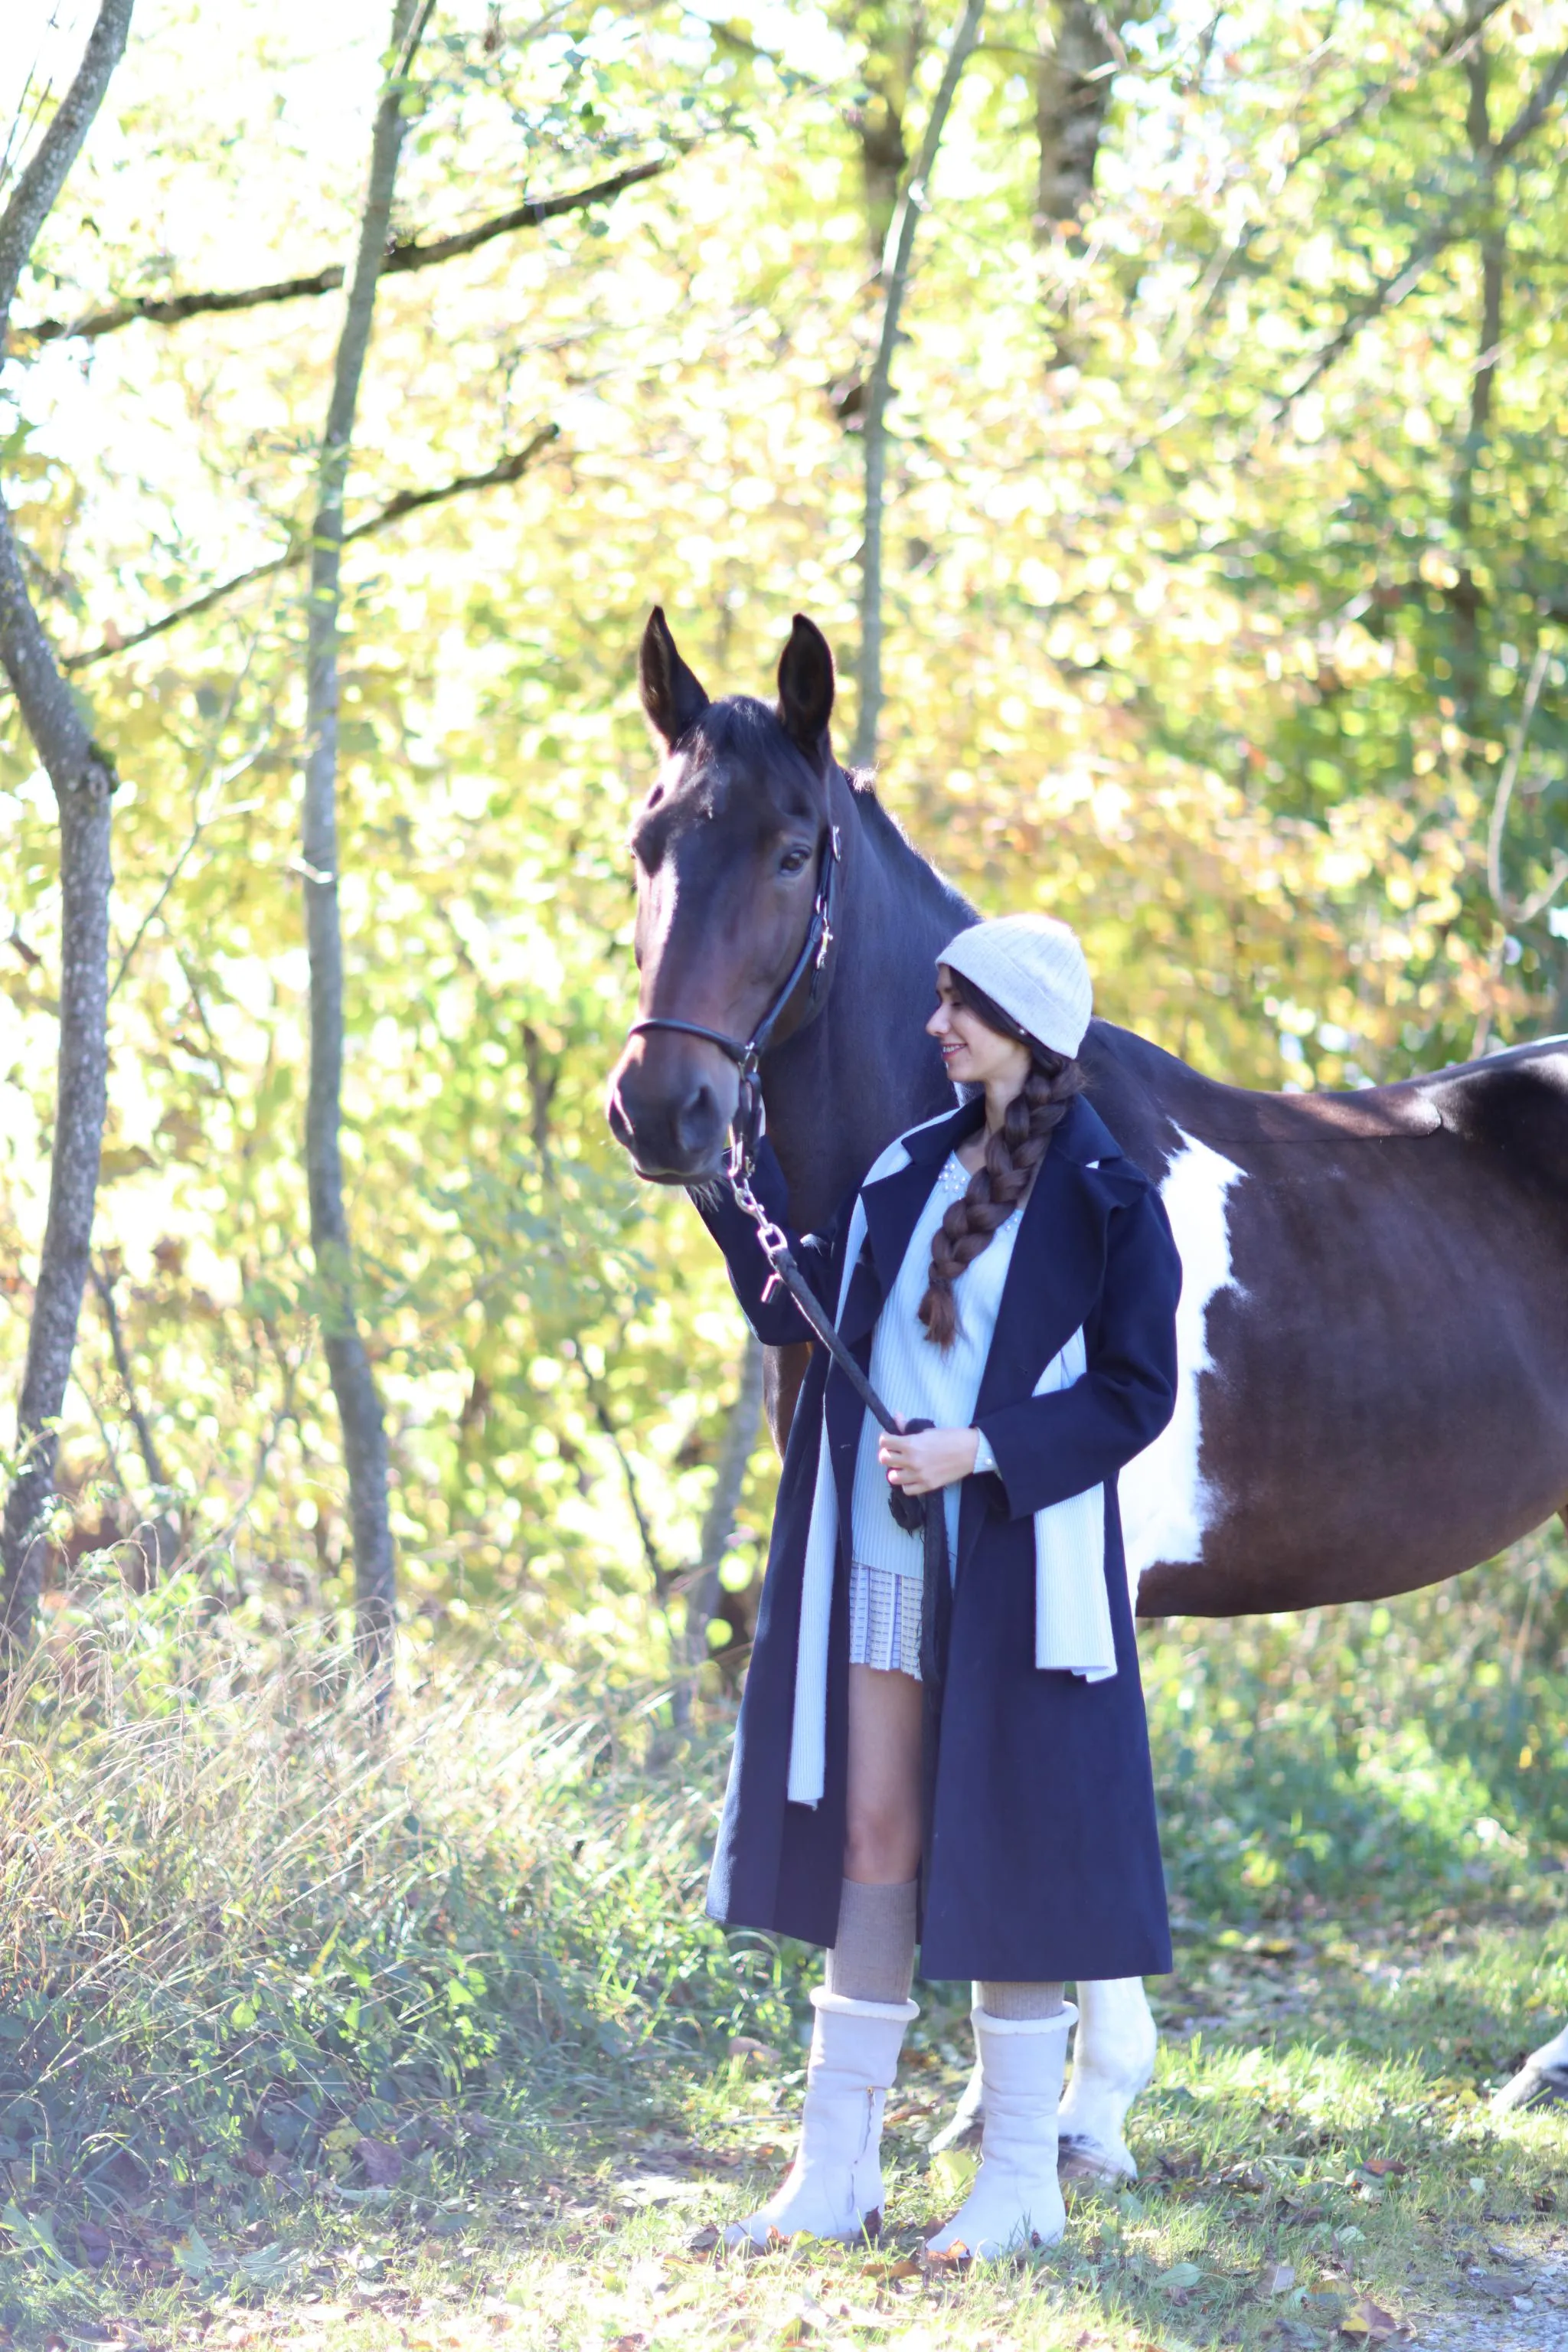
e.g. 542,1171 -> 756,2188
694,913 -> 1181,2258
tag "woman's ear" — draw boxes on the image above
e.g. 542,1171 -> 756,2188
639,606 -> 710,747
776,614 -> 835,760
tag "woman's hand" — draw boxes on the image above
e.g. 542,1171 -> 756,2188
877,1422 -> 980,1497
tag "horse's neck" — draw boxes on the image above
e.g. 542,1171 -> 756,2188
762,769 -> 971,1230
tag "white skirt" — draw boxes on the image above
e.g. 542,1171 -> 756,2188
847,1560 -> 923,1680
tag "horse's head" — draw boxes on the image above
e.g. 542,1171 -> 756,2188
606,607 -> 840,1182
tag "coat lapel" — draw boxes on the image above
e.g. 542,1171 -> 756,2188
820,1093 -> 1135,1571
969,1096 -> 1127,1425
824,1099 -> 982,1544
839,1099 -> 982,1345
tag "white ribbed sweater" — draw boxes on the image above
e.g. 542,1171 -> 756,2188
850,1152 -> 1020,1576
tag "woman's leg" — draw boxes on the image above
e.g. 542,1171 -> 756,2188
826,1665 -> 923,2002
928,1981 -> 1075,2258
978,1980 -> 1065,2018
844,1662 -> 923,1883
726,1665 -> 923,2249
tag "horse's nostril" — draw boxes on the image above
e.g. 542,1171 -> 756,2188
673,1083 -> 718,1156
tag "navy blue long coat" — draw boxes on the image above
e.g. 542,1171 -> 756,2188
695,1093 -> 1180,1984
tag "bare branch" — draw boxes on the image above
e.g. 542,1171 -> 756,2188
852,0 -> 987,766
1295,0 -> 1509,165
0,0 -> 134,341
1495,42 -> 1568,156
302,0 -> 431,1682
1275,41 -> 1568,420
0,3 -> 136,1641
669,1332 -> 763,1735
583,1364 -> 672,1599
1272,206 -> 1468,416
90,1260 -> 167,1493
14,158 -> 672,348
61,426 -> 559,670
1485,642 -> 1568,924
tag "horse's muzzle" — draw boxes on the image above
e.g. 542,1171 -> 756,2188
605,1037 -> 738,1182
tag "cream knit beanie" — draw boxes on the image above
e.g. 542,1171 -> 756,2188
937,913 -> 1093,1058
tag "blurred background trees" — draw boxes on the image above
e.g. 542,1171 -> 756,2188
4,0 -> 1568,1695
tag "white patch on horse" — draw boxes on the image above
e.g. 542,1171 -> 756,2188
1119,1131 -> 1246,1606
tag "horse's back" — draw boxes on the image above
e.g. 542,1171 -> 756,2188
1086,1024 -> 1568,1615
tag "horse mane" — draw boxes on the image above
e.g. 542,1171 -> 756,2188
841,761 -> 975,928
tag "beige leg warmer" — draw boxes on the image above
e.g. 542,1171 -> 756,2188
826,1879 -> 919,2004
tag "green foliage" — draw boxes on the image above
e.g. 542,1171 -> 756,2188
0,1578 -> 1563,2345
0,1576 -> 798,2239
5,6 -> 1568,2343
1152,1526 -> 1568,1925
7,0 -> 1568,1640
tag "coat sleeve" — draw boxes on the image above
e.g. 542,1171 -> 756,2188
975,1179 -> 1181,1521
688,1138 -> 845,1348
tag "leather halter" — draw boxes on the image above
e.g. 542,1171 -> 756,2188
628,821 -> 841,1157
624,809 -> 943,1856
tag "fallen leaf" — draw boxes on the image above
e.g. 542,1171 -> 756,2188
928,2148 -> 977,2199
1360,2158 -> 1407,2178
172,2228 -> 215,2280
1469,2270 -> 1534,2298
354,2136 -> 404,2187
862,2256 -> 922,2279
1159,2260 -> 1202,2295
1263,2260 -> 1296,2295
1340,2297 -> 1405,2341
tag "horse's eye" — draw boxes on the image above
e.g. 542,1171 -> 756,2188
779,845 -> 811,876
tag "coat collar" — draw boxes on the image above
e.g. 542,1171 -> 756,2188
822,1089 -> 1145,1556
883,1087 -> 1131,1174
969,1112 -> 1112,1423
842,1099 -> 980,1346
841,1092 -> 1135,1354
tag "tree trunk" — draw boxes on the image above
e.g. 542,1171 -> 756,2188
93,1261 -> 179,1573
0,0 -> 136,1644
301,0 -> 429,1682
671,1332 -> 764,1734
1034,0 -> 1116,234
856,90 -> 909,267
1451,37 -> 1504,727
851,0 -> 988,769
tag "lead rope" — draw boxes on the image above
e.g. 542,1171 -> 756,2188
726,1129 -> 951,1894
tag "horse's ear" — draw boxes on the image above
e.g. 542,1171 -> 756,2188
776,614 -> 835,758
639,607 -> 710,748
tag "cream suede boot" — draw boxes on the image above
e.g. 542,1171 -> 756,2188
925,2004 -> 1076,2259
725,1988 -> 918,2248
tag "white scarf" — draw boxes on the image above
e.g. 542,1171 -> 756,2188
786,1120 -> 1117,1808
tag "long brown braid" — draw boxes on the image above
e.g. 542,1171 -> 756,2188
917,969 -> 1085,1349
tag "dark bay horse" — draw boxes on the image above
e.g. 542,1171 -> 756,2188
605,609 -> 1568,2161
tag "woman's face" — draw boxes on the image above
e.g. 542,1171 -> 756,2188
926,968 -> 1033,1093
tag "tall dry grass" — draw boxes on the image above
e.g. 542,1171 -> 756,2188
0,1566 -> 790,2223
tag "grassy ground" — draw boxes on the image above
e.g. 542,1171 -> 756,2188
5,1553 -> 1568,2351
